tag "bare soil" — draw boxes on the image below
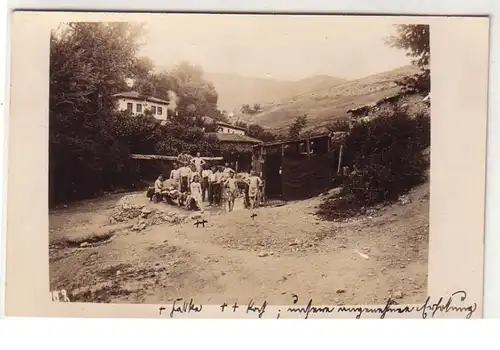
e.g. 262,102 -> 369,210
49,182 -> 429,305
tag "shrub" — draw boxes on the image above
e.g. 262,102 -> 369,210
317,107 -> 430,220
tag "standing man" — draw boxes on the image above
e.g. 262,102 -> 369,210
247,170 -> 263,209
208,165 -> 218,206
223,170 -> 238,212
191,152 -> 206,176
154,174 -> 165,203
178,163 -> 193,193
212,166 -> 225,206
170,162 -> 180,187
223,162 -> 234,176
201,164 -> 212,202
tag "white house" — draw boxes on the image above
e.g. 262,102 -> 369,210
215,121 -> 246,136
113,91 -> 170,121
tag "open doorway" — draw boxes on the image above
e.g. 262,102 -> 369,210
264,152 -> 283,198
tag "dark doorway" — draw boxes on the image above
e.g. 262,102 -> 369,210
264,152 -> 283,198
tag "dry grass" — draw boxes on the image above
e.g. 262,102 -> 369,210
239,65 -> 421,132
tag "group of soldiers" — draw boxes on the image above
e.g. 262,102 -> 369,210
151,152 -> 263,213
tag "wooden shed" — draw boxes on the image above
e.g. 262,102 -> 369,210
252,132 -> 347,201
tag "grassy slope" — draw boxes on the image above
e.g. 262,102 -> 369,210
237,65 -> 421,133
204,72 -> 347,112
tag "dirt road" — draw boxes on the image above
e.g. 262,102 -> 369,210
49,183 -> 429,306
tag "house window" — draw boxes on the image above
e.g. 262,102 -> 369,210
127,103 -> 133,113
158,107 -> 163,115
151,106 -> 157,115
136,104 -> 142,113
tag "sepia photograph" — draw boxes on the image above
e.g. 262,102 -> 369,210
3,10 -> 491,319
46,15 -> 432,306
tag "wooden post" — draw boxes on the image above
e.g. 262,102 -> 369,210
281,144 -> 285,159
306,139 -> 311,160
327,136 -> 331,153
337,145 -> 344,173
235,160 -> 239,173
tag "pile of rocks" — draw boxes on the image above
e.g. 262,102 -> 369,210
109,195 -> 146,224
132,207 -> 188,232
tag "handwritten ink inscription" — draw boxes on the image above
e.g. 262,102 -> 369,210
158,290 -> 477,319
159,298 -> 203,318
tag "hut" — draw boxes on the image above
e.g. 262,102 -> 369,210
206,123 -> 263,172
252,132 -> 347,201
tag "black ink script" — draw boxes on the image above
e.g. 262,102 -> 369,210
337,298 -> 415,319
163,298 -> 203,318
286,296 -> 335,319
416,291 -> 477,319
247,299 -> 267,318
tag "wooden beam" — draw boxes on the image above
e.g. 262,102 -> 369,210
130,154 -> 223,161
306,139 -> 311,160
337,145 -> 344,173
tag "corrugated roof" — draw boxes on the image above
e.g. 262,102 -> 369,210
113,91 -> 169,105
207,132 -> 262,144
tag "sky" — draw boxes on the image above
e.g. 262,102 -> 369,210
138,14 -> 413,81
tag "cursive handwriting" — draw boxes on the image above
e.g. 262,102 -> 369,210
159,298 -> 203,318
416,291 -> 477,319
337,298 -> 414,319
157,290 -> 477,319
246,299 -> 267,318
286,295 -> 335,319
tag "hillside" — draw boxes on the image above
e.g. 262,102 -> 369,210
236,65 -> 422,133
204,72 -> 347,112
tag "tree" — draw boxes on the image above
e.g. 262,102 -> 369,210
288,114 -> 308,140
168,61 -> 219,118
386,24 -> 430,94
386,24 -> 429,68
240,103 -> 262,115
50,22 -> 149,203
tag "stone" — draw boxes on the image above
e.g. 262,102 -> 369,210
336,289 -> 346,294
116,270 -> 121,276
80,242 -> 90,248
257,252 -> 269,257
394,291 -> 404,299
339,244 -> 347,248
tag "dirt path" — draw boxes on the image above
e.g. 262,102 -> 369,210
49,183 -> 429,306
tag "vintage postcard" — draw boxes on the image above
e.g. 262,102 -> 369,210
3,12 -> 489,318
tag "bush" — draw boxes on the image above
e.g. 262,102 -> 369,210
317,107 -> 430,220
49,110 -> 223,205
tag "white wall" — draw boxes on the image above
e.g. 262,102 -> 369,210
117,98 -> 169,121
218,126 -> 245,135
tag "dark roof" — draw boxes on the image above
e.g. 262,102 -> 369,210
113,91 -> 169,105
207,132 -> 262,144
215,121 -> 247,132
256,132 -> 347,148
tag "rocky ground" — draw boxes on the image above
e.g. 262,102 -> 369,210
49,182 -> 429,306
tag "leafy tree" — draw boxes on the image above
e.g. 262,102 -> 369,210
288,114 -> 308,140
49,22 -> 146,203
386,24 -> 429,68
240,103 -> 262,115
169,61 -> 219,118
49,23 -> 225,204
386,24 -> 430,94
